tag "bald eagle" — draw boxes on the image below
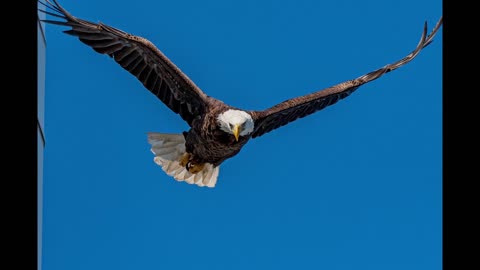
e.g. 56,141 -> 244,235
40,0 -> 443,187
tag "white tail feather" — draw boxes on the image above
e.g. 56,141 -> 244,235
147,132 -> 220,188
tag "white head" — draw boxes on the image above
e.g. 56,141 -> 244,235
217,109 -> 254,141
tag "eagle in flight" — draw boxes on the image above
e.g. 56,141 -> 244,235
40,0 -> 443,187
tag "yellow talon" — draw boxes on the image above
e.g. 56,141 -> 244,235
188,163 -> 205,174
179,152 -> 205,174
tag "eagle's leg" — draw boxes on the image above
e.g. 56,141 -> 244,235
179,152 -> 191,167
179,152 -> 206,174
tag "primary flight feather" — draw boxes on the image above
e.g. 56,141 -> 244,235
40,0 -> 443,187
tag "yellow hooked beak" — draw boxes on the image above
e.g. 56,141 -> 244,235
233,124 -> 240,141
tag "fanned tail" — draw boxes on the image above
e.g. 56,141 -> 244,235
147,132 -> 219,188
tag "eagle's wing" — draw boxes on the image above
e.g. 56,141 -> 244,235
40,0 -> 209,126
249,17 -> 442,138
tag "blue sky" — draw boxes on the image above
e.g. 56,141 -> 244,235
41,0 -> 442,269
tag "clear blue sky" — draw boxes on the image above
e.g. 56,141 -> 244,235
41,0 -> 442,269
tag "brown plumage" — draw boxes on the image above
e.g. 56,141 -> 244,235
40,0 -> 443,187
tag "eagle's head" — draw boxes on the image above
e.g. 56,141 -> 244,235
217,109 -> 254,141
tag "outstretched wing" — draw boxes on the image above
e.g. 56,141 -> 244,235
249,17 -> 442,138
39,0 -> 209,126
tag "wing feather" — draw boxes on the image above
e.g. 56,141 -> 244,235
40,0 -> 209,126
249,17 -> 442,138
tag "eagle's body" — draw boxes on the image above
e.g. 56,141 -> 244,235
40,0 -> 442,187
185,103 -> 251,167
